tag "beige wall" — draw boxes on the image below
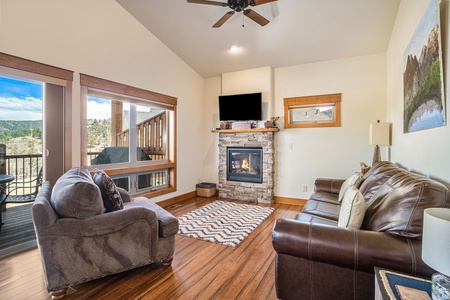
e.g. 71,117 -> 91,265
387,0 -> 450,185
274,53 -> 387,199
202,53 -> 387,199
0,0 -> 205,202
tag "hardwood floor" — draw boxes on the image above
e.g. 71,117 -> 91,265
0,197 -> 302,300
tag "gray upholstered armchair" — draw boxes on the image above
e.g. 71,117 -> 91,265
31,167 -> 178,299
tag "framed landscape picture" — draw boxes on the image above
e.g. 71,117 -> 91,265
403,0 -> 446,133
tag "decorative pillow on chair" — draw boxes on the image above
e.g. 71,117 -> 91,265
338,186 -> 366,229
338,173 -> 361,203
92,169 -> 123,212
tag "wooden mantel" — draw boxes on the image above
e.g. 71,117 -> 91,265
211,128 -> 280,133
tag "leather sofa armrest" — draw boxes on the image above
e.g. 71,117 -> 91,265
272,218 -> 430,275
314,178 -> 345,194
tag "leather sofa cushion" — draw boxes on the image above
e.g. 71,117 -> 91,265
362,170 -> 449,238
359,161 -> 402,202
50,167 -> 104,219
309,191 -> 339,203
300,199 -> 341,221
295,213 -> 338,226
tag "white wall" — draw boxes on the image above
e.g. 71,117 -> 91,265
274,53 -> 387,199
0,0 -> 205,202
201,76 -> 221,183
387,0 -> 450,185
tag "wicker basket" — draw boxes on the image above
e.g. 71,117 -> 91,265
196,182 -> 217,197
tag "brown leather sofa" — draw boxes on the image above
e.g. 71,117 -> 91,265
272,161 -> 450,300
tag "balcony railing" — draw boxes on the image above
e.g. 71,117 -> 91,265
116,112 -> 166,161
0,149 -> 42,195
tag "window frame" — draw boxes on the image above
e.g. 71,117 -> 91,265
0,52 -> 74,178
284,93 -> 341,128
80,74 -> 177,198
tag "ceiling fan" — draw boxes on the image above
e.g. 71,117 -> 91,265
187,0 -> 277,28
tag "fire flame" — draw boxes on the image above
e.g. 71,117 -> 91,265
241,159 -> 249,170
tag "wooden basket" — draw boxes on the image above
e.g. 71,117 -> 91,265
196,182 -> 216,197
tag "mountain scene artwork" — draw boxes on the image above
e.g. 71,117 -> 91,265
403,0 -> 446,133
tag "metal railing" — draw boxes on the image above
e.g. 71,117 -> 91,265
0,152 -> 42,195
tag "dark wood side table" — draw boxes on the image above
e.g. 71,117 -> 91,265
0,174 -> 15,231
375,267 -> 432,300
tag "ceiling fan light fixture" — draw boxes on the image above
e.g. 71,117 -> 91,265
230,45 -> 240,52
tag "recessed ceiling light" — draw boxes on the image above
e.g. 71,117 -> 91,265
230,45 -> 240,52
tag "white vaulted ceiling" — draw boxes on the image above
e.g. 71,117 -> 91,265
116,0 -> 401,78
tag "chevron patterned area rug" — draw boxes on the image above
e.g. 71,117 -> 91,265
177,200 -> 274,247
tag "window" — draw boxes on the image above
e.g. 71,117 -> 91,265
0,52 -> 73,182
80,74 -> 177,197
284,93 -> 341,128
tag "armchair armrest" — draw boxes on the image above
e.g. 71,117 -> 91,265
272,218 -> 430,275
314,178 -> 345,194
117,187 -> 131,203
40,207 -> 157,237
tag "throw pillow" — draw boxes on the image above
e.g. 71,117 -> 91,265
92,169 -> 123,212
338,186 -> 366,229
50,167 -> 104,219
338,173 -> 361,203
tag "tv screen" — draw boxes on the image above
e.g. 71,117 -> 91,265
219,92 -> 262,121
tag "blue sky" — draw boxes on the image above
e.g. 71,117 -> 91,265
0,76 -> 43,120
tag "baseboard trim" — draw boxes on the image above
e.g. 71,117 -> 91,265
274,196 -> 307,206
155,192 -> 306,207
156,191 -> 197,208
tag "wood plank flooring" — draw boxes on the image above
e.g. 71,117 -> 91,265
0,197 -> 302,300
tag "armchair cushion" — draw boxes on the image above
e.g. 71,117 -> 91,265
93,169 -> 123,212
50,167 -> 104,219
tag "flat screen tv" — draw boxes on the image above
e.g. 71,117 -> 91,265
219,92 -> 262,121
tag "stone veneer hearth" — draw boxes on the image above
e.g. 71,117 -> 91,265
216,129 -> 277,204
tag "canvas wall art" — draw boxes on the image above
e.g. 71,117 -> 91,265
403,0 -> 446,133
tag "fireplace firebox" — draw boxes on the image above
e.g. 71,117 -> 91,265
227,147 -> 263,183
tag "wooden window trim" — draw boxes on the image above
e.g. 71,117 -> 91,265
284,93 -> 341,128
80,74 -> 177,198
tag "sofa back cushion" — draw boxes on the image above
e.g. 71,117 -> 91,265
358,161 -> 401,202
362,170 -> 449,238
50,167 -> 104,219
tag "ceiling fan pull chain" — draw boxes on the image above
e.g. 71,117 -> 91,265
242,12 -> 245,27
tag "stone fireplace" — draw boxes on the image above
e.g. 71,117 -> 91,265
216,129 -> 277,204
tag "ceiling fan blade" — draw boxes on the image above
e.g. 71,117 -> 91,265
213,11 -> 235,28
187,0 -> 227,7
244,9 -> 270,26
251,0 -> 277,6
